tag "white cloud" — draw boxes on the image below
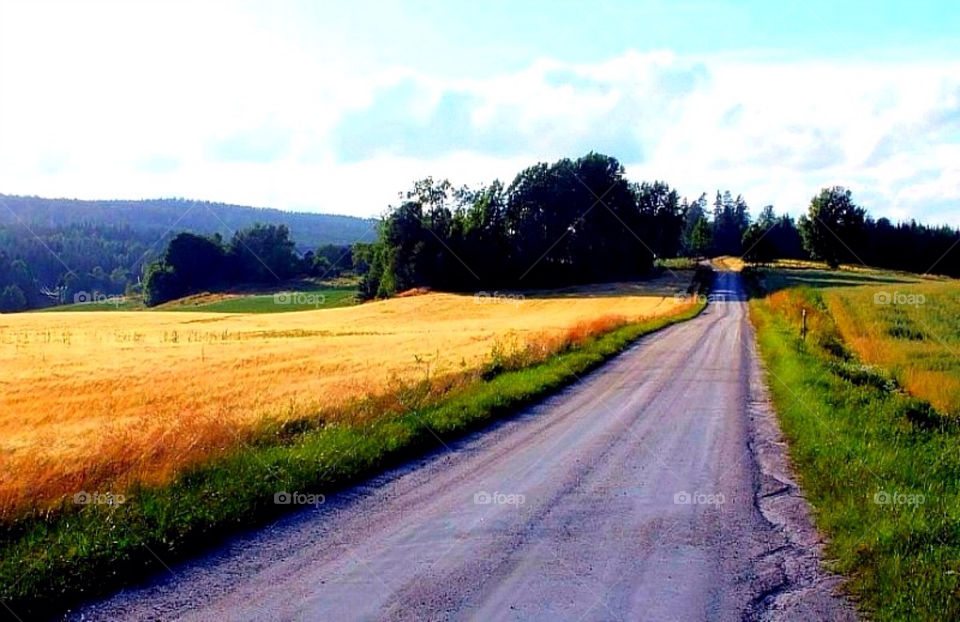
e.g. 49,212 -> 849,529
635,59 -> 960,224
0,1 -> 957,225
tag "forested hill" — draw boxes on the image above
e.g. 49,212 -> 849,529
0,195 -> 378,249
0,194 -> 378,311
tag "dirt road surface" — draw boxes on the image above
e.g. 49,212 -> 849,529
71,272 -> 853,621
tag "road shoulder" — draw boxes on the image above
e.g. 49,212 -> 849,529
744,322 -> 857,621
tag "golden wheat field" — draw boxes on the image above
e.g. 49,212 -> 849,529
0,275 -> 694,517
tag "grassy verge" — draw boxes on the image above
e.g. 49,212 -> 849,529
655,256 -> 702,270
166,286 -> 358,313
747,273 -> 960,620
0,285 -> 708,619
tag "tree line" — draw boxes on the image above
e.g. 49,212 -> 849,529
358,154 -> 958,298
358,153 -> 804,298
142,224 -> 354,306
2,152 -> 958,311
793,186 -> 960,273
358,154 -> 686,297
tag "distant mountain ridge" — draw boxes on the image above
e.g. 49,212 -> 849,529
0,195 -> 379,249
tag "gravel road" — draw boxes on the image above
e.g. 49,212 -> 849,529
70,272 -> 853,621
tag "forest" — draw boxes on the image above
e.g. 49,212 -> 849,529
0,195 -> 374,310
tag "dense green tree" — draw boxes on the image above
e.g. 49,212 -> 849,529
0,194 -> 377,310
164,232 -> 228,291
711,191 -> 751,255
229,224 -> 299,282
741,206 -> 805,264
310,244 -> 353,278
503,153 -> 647,285
742,223 -> 776,264
635,181 -> 684,259
769,214 -> 806,259
757,205 -> 776,229
356,241 -> 387,299
143,263 -> 182,307
733,195 -> 751,234
351,242 -> 375,274
798,186 -> 866,268
681,193 -> 709,255
688,216 -> 712,257
457,180 -> 510,284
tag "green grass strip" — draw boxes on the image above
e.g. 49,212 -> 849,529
750,296 -> 960,621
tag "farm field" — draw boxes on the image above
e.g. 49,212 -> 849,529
0,274 -> 694,519
824,279 -> 960,415
752,264 -> 959,414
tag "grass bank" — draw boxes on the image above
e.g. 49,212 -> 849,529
747,271 -> 960,620
163,286 -> 358,313
0,275 -> 709,619
37,279 -> 361,314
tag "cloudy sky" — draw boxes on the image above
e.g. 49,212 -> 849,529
1,0 -> 958,224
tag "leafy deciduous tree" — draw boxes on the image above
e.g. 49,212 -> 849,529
799,186 -> 866,268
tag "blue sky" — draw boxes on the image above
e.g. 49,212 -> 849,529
300,0 -> 960,72
1,0 -> 958,224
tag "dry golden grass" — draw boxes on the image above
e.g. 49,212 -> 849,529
712,256 -> 746,272
823,279 -> 960,416
753,266 -> 960,415
0,276 -> 693,517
